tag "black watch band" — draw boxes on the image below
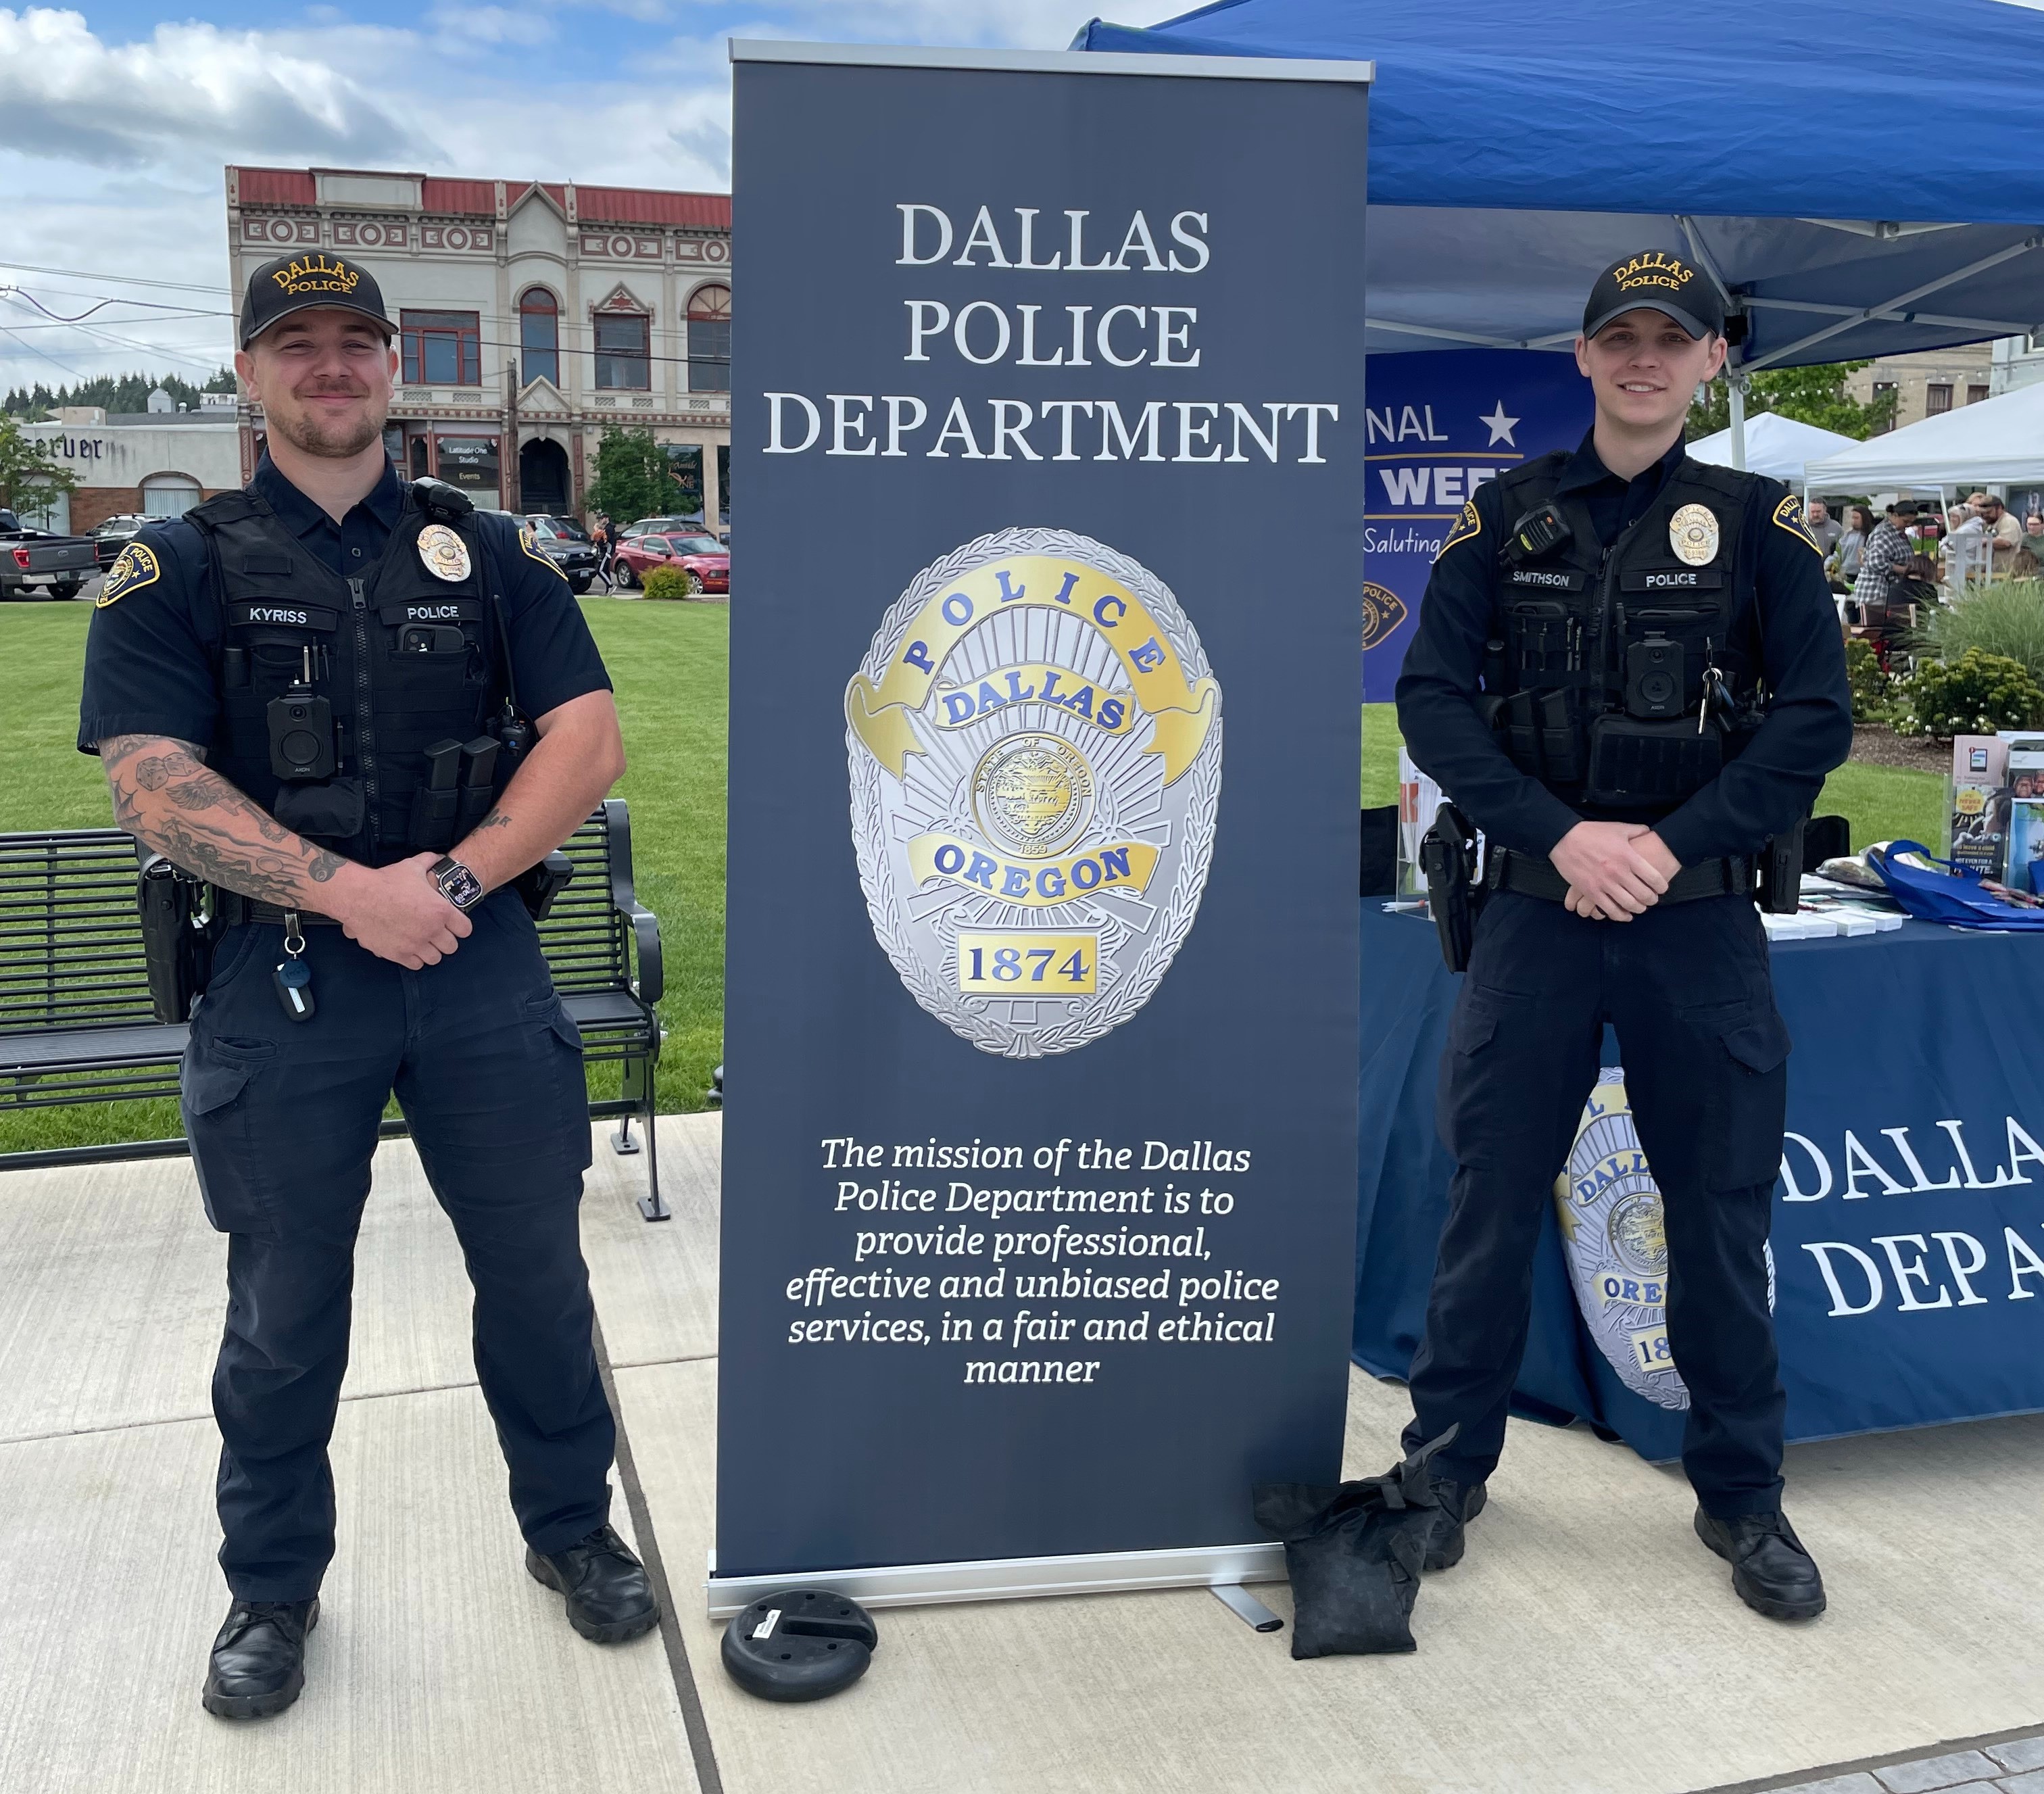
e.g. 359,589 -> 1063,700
431,855 -> 485,912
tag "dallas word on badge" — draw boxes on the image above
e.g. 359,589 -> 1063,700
1555,1069 -> 1772,1409
846,528 -> 1223,1057
417,523 -> 472,582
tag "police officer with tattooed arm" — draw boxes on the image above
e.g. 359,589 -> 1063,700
78,254 -> 655,1720
1391,253 -> 1852,1621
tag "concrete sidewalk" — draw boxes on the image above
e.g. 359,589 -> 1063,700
2,1117 -> 2041,1794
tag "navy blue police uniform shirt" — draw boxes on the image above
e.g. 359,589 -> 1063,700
1394,431 -> 1853,867
78,454 -> 611,759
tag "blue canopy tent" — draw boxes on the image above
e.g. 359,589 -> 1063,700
1075,0 -> 2044,464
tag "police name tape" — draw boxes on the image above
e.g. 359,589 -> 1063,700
848,553 -> 1218,785
908,832 -> 1158,908
935,663 -> 1136,735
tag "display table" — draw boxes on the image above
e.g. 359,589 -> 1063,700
1355,903 -> 2044,1459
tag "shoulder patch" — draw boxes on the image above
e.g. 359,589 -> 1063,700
97,541 -> 161,606
1771,493 -> 1822,556
518,522 -> 567,581
1436,499 -> 1482,562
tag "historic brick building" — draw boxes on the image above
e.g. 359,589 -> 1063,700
225,166 -> 732,521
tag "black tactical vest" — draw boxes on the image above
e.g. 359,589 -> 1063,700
187,483 -> 502,867
1483,452 -> 1762,815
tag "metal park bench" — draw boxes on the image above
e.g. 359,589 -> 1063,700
0,800 -> 673,1220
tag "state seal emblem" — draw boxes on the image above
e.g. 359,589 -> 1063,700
1555,1069 -> 1772,1409
846,527 -> 1223,1057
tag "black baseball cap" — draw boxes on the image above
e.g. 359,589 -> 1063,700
239,251 -> 395,349
1582,251 -> 1726,341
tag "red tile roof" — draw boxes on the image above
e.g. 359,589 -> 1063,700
575,187 -> 730,230
238,168 -> 316,206
420,178 -> 497,217
231,168 -> 729,232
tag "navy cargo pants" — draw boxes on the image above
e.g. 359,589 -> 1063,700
1401,889 -> 1793,1516
180,890 -> 614,1601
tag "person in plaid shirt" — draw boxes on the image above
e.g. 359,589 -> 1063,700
1853,501 -> 1919,630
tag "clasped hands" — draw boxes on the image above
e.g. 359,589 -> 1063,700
1549,821 -> 1680,921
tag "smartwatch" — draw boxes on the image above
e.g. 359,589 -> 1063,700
431,855 -> 485,913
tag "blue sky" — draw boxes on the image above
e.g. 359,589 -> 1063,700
0,0 -> 1184,388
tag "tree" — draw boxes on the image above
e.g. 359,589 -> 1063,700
0,413 -> 82,515
585,426 -> 687,525
1686,359 -> 1896,441
3,367 -> 236,420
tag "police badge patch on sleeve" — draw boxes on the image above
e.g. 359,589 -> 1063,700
96,541 -> 161,607
1435,500 -> 1481,562
1555,1070 -> 1774,1409
1772,493 -> 1823,554
846,527 -> 1222,1057
1361,582 -> 1409,651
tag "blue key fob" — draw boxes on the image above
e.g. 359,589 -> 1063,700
273,956 -> 316,1023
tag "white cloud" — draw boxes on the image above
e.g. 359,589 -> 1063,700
0,8 -> 427,170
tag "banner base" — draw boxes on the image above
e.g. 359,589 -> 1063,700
705,1541 -> 1285,1620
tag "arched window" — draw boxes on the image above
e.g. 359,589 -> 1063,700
687,283 -> 731,394
520,287 -> 560,388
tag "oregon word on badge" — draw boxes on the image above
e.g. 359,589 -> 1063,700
417,523 -> 471,582
1669,502 -> 1719,566
846,527 -> 1223,1057
1556,1070 -> 1772,1409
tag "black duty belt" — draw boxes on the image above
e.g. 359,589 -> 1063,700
1486,848 -> 1755,906
214,891 -> 343,927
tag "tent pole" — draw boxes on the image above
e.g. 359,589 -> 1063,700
1728,375 -> 1748,471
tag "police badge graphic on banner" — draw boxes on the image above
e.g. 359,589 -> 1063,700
1557,1069 -> 1773,1409
846,527 -> 1221,1057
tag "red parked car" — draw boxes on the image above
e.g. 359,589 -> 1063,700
614,531 -> 729,596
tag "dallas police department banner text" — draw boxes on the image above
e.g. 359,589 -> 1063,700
719,42 -> 1371,1593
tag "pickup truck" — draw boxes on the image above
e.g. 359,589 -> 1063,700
0,509 -> 99,600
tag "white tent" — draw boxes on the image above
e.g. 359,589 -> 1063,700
1688,413 -> 1859,485
1804,380 -> 2044,489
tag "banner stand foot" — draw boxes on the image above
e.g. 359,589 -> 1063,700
1210,1584 -> 1284,1632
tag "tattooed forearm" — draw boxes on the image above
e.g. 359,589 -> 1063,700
472,808 -> 513,833
99,733 -> 357,907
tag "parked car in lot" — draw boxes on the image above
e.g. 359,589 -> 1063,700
90,514 -> 153,569
621,514 -> 727,544
518,515 -> 599,593
0,509 -> 99,600
613,530 -> 729,595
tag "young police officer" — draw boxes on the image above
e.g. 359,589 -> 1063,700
1393,253 -> 1852,1621
78,255 -> 653,1718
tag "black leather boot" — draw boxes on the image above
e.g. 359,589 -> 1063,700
1695,1507 -> 1827,1620
1422,1478 -> 1488,1571
201,1597 -> 319,1719
527,1524 -> 661,1643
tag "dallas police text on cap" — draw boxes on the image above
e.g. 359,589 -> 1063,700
1581,251 -> 1726,343
239,253 -> 395,350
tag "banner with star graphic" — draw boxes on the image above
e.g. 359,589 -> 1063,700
1361,349 -> 1594,701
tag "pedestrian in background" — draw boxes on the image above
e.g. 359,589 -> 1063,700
1828,504 -> 1871,592
1803,498 -> 1843,558
589,515 -> 613,593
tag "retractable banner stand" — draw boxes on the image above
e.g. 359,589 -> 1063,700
1361,349 -> 1593,701
715,41 -> 1373,1615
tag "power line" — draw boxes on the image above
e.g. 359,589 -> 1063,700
0,258 -> 232,295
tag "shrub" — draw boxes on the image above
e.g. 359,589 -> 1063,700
639,566 -> 697,602
1844,637 -> 1893,723
1891,647 -> 2044,738
1918,581 -> 2044,686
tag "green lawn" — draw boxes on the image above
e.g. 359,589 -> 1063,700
0,614 -> 1947,1155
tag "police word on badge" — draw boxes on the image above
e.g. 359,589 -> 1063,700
1669,502 -> 1719,566
97,541 -> 161,607
417,523 -> 471,582
846,527 -> 1222,1058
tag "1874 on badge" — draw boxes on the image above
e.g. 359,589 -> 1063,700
846,527 -> 1222,1057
